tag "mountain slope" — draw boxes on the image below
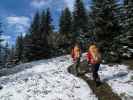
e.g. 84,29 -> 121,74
0,55 -> 97,100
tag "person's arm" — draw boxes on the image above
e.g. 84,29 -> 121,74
71,49 -> 74,58
75,48 -> 80,58
78,49 -> 81,58
86,52 -> 90,62
76,51 -> 80,58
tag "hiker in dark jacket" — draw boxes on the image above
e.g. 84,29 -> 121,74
86,44 -> 101,84
71,43 -> 81,76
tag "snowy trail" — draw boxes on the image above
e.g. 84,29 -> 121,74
99,64 -> 133,100
84,64 -> 133,100
0,56 -> 97,100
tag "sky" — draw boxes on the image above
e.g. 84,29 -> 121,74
0,0 -> 92,46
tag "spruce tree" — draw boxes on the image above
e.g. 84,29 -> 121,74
72,0 -> 89,52
118,0 -> 133,58
15,34 -> 24,62
90,0 -> 121,62
3,42 -> 10,67
6,45 -> 17,67
59,7 -> 72,37
24,12 -> 41,61
72,0 -> 88,35
23,34 -> 32,62
123,0 -> 133,48
43,8 -> 54,57
44,8 -> 53,35
40,10 -> 49,57
23,9 -> 53,61
59,7 -> 73,53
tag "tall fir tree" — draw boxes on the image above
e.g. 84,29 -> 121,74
59,7 -> 72,37
41,8 -> 53,57
15,34 -> 24,62
59,7 -> 73,53
90,0 -> 121,62
44,8 -> 53,35
6,45 -> 18,67
3,42 -> 10,67
39,9 -> 51,58
24,11 -> 41,61
72,0 -> 89,52
117,0 -> 133,58
23,34 -> 32,62
72,0 -> 88,35
23,9 -> 53,61
123,0 -> 133,48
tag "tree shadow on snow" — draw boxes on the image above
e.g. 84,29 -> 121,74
102,72 -> 128,82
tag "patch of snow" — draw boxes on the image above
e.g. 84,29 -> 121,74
129,48 -> 133,53
0,55 -> 97,100
123,46 -> 128,49
122,53 -> 131,57
99,64 -> 133,100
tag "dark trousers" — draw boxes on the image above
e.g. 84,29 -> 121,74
74,58 -> 80,75
91,64 -> 100,81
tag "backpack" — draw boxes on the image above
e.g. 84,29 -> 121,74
93,53 -> 102,63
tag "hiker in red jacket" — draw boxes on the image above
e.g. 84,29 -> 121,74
86,43 -> 101,84
71,43 -> 81,76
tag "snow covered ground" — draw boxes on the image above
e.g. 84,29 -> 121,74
85,64 -> 133,100
99,64 -> 133,100
0,55 -> 97,100
0,55 -> 133,100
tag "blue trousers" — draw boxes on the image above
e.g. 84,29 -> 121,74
91,64 -> 100,81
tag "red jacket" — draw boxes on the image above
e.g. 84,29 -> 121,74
71,49 -> 76,61
71,47 -> 80,62
86,52 -> 97,64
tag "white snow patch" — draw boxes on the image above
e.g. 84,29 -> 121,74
0,55 -> 97,100
99,64 -> 133,100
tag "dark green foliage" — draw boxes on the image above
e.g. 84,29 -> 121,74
90,0 -> 121,41
11,0 -> 133,64
123,0 -> 133,47
43,8 -> 54,57
72,0 -> 90,52
44,8 -> 53,35
3,42 -> 10,64
59,7 -> 73,54
59,8 -> 72,36
90,0 -> 122,62
116,0 -> 133,59
24,12 -> 41,61
22,9 -> 53,62
15,34 -> 24,62
72,0 -> 89,35
23,34 -> 32,62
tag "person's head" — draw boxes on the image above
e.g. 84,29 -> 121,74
89,44 -> 96,52
88,42 -> 96,49
88,42 -> 99,54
